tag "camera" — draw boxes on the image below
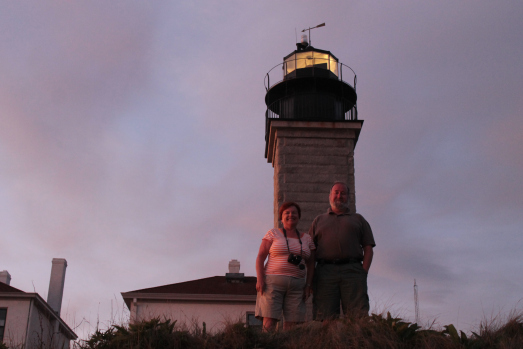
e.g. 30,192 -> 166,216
288,254 -> 305,270
288,254 -> 302,265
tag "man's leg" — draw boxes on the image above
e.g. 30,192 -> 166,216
313,264 -> 341,320
339,263 -> 369,317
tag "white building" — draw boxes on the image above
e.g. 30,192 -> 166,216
0,259 -> 77,349
121,260 -> 260,333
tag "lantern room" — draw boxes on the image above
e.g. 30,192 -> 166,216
264,37 -> 358,147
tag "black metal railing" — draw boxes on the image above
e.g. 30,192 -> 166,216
264,59 -> 358,142
265,93 -> 358,141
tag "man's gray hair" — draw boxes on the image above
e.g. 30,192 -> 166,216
330,181 -> 349,194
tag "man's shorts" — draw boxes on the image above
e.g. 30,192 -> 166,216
313,262 -> 369,320
255,274 -> 306,322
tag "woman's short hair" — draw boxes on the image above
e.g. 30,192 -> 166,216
278,201 -> 301,220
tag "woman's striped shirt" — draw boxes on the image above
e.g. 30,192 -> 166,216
263,228 -> 316,279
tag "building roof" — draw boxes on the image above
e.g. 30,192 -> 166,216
0,282 -> 24,293
124,276 -> 257,295
121,276 -> 257,309
0,283 -> 77,340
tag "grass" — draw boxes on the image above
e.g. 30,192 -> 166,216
65,311 -> 523,349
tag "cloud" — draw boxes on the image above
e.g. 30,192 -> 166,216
1,0 -> 522,339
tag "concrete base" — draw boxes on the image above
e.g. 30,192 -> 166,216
266,120 -> 363,232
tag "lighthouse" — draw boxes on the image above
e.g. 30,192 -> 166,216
264,35 -> 363,232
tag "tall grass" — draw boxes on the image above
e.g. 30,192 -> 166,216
68,311 -> 523,349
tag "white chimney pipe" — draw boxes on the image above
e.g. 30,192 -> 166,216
228,259 -> 240,273
301,34 -> 308,45
47,258 -> 67,316
0,270 -> 11,285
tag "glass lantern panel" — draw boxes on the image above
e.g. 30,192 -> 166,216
284,54 -> 296,75
284,50 -> 339,77
329,56 -> 339,76
313,52 -> 329,70
295,51 -> 311,69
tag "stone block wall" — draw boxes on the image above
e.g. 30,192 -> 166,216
266,121 -> 362,233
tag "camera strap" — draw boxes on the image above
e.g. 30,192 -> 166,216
282,228 -> 303,258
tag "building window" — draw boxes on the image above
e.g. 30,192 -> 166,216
0,308 -> 6,342
246,312 -> 262,327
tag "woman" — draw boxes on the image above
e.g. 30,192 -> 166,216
255,202 -> 316,331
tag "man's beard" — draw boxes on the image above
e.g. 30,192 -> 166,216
330,199 -> 349,211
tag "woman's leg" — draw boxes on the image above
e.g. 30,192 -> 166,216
257,275 -> 285,331
262,317 -> 278,332
282,277 -> 307,326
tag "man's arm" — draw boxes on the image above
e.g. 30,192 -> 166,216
362,245 -> 374,273
308,216 -> 319,248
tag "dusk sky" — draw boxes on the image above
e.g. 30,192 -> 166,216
1,1 -> 522,339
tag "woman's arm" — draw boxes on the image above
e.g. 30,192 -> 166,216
304,250 -> 315,300
256,239 -> 272,295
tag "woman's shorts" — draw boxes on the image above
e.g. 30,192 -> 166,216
255,274 -> 306,322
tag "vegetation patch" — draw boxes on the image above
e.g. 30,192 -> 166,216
54,311 -> 523,349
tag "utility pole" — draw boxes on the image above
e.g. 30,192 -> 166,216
414,279 -> 420,324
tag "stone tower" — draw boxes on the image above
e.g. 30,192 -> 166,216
264,37 -> 363,232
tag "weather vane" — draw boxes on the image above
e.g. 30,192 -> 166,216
301,22 -> 325,46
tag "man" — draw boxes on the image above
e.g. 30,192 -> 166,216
308,181 -> 375,320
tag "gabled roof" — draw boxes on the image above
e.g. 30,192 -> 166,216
124,276 -> 257,295
121,276 -> 257,309
0,282 -> 24,293
0,283 -> 77,340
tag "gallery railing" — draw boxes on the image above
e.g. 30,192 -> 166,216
264,60 -> 358,142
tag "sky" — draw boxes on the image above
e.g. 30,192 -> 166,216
1,0 -> 522,340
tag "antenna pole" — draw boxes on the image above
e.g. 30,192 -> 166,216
414,279 -> 420,324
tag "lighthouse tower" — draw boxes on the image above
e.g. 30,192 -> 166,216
264,36 -> 363,232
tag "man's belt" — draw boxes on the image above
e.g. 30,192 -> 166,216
317,258 -> 362,265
